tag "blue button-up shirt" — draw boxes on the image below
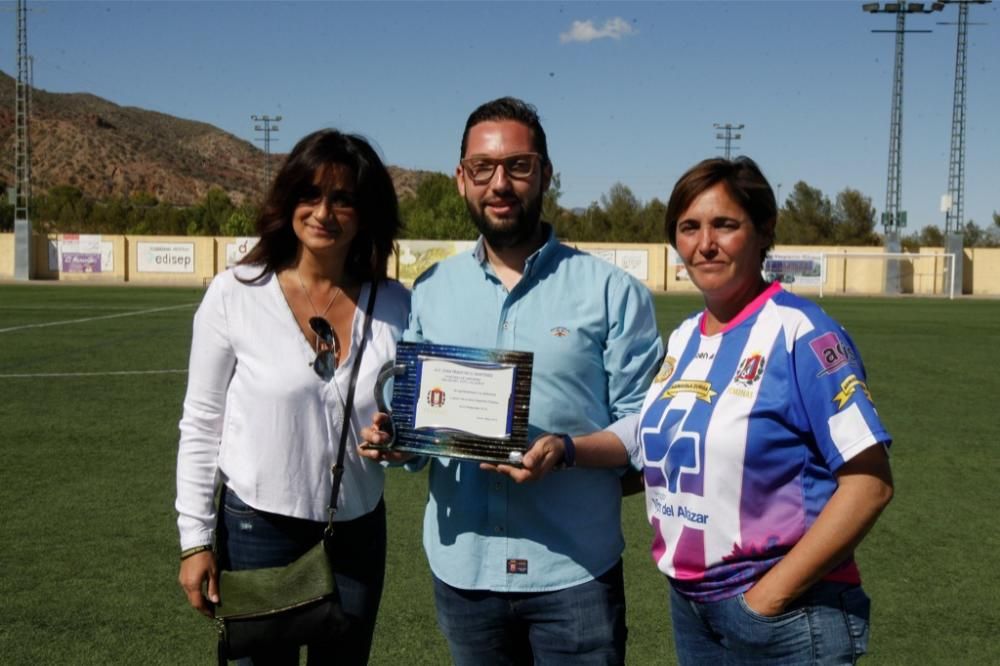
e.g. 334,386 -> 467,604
405,226 -> 664,592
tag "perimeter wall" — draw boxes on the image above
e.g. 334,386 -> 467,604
2,232 -> 998,296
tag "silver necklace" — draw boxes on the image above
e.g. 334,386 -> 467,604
296,269 -> 342,319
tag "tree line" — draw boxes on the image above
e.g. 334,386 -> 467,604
2,178 -> 998,248
0,185 -> 259,237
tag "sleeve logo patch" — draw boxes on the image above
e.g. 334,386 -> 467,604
809,331 -> 856,376
833,374 -> 872,409
506,559 -> 528,574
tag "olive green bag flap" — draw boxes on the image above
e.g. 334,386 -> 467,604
215,541 -> 334,619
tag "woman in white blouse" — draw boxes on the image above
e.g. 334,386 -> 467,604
175,129 -> 410,664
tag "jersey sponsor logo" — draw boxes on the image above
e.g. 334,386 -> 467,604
733,353 -> 766,387
660,380 -> 717,403
833,374 -> 872,409
654,355 -> 677,383
809,331 -> 857,376
641,405 -> 704,496
648,496 -> 710,525
550,326 -> 570,337
695,351 -> 715,361
427,387 -> 446,407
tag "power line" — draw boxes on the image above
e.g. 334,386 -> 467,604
251,114 -> 282,195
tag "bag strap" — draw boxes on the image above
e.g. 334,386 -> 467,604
325,279 -> 379,537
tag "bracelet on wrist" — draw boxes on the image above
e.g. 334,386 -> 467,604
180,544 -> 212,561
555,433 -> 576,470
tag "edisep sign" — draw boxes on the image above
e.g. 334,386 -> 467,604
137,242 -> 195,273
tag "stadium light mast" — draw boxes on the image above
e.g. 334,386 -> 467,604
938,0 -> 991,296
713,123 -> 744,159
13,0 -> 33,280
251,114 -> 282,195
862,1 -> 943,293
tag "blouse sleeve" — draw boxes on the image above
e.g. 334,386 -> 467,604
175,276 -> 236,550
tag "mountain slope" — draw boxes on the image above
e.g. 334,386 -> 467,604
0,70 -> 433,206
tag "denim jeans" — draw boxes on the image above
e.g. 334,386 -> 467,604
432,560 -> 627,666
669,580 -> 871,665
217,487 -> 387,666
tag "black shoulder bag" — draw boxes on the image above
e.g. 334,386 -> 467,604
213,281 -> 379,662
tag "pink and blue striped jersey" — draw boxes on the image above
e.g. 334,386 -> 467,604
638,283 -> 891,602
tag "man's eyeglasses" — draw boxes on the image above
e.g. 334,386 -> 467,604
460,153 -> 541,186
309,316 -> 340,379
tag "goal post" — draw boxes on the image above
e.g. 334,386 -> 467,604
819,252 -> 956,299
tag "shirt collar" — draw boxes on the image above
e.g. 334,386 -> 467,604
472,222 -> 559,270
700,281 -> 783,335
472,223 -> 559,278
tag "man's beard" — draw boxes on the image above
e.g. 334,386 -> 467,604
465,190 -> 544,250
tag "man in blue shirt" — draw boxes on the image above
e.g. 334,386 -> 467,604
364,97 -> 663,664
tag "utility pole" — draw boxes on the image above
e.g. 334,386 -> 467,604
251,114 -> 281,194
13,0 -> 32,280
713,123 -> 744,159
939,0 -> 991,296
862,1 -> 943,293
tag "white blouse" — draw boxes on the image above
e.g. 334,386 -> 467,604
175,266 -> 410,550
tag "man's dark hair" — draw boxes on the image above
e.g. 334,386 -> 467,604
664,156 -> 777,263
460,97 -> 550,166
239,129 -> 402,283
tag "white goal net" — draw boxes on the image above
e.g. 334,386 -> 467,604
819,252 -> 957,299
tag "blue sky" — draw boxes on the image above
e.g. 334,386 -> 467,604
5,1 -> 999,232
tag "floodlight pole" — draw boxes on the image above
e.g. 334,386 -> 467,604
940,0 -> 991,296
13,0 -> 32,280
862,1 -> 942,293
713,123 -> 744,159
251,114 -> 282,195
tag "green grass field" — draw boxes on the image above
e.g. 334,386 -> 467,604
1,284 -> 997,664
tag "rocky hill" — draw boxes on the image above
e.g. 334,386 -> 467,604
0,70 -> 433,206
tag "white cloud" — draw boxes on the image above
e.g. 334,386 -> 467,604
559,17 -> 636,44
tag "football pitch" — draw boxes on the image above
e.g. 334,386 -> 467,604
0,283 -> 997,664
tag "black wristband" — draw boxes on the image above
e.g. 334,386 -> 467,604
555,433 -> 576,469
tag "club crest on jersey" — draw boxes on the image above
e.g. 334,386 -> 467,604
809,331 -> 857,376
832,374 -> 872,409
550,326 -> 570,337
733,353 -> 766,387
661,380 -> 717,403
654,356 -> 677,383
427,387 -> 446,407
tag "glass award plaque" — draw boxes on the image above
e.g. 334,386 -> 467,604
371,342 -> 533,464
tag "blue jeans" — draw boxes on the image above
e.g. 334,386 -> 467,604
669,580 -> 871,665
217,487 -> 387,665
433,560 -> 627,666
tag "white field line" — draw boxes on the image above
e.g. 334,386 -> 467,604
0,304 -> 159,311
0,303 -> 196,334
0,369 -> 188,378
